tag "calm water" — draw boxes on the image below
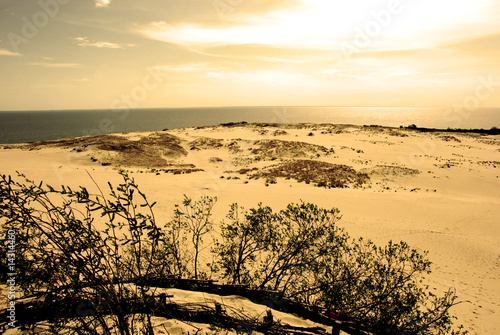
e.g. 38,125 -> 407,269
0,107 -> 499,144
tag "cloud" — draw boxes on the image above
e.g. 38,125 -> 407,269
205,69 -> 313,87
29,62 -> 81,68
95,0 -> 111,8
193,44 -> 328,63
323,69 -> 341,74
444,33 -> 500,54
155,63 -> 224,73
141,0 -> 499,56
0,48 -> 21,57
74,37 -> 136,49
141,20 -> 335,50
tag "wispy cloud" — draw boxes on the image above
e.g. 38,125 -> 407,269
141,20 -> 334,49
206,69 -> 312,86
0,48 -> 21,57
75,37 -> 135,49
387,71 -> 422,77
29,62 -> 81,68
323,69 -> 341,74
95,0 -> 111,8
155,63 -> 224,73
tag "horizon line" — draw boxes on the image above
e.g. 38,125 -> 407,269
2,105 -> 500,113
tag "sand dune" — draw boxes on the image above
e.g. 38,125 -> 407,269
1,123 -> 499,334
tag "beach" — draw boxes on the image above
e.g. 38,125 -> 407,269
1,123 -> 499,334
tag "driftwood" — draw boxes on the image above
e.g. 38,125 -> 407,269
0,298 -> 328,335
138,276 -> 372,335
0,276 -> 373,335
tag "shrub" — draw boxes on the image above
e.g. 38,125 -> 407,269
0,172 -> 164,334
212,202 -> 467,335
171,195 -> 216,279
212,203 -> 275,285
312,238 -> 465,334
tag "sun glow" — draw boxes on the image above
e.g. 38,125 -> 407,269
143,0 -> 496,51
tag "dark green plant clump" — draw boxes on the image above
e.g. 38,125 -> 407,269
220,121 -> 248,127
254,160 -> 370,188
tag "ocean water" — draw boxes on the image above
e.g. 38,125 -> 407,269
0,107 -> 499,144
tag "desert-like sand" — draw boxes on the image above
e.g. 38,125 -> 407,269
1,123 -> 499,334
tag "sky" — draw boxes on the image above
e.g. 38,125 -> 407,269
0,0 -> 499,111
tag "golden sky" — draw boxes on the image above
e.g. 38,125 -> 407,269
1,0 -> 499,110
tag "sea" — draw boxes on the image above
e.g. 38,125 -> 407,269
0,106 -> 499,144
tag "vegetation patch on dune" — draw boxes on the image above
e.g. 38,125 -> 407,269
272,129 -> 288,136
439,135 -> 461,143
252,159 -> 369,188
479,138 -> 500,146
219,121 -> 248,127
477,160 -> 500,168
147,164 -> 204,174
25,132 -> 188,168
188,137 -> 224,150
137,132 -> 187,157
251,139 -> 334,160
251,122 -> 314,129
388,130 -> 409,137
96,134 -> 187,167
225,139 -> 242,153
363,165 -> 421,177
24,134 -> 118,149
